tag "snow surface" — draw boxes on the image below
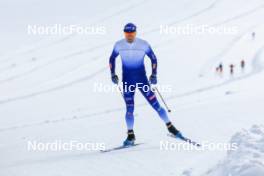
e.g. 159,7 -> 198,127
205,125 -> 264,176
0,0 -> 264,175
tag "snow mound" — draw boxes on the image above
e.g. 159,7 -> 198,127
205,125 -> 264,176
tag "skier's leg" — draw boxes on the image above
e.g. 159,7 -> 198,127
138,76 -> 180,136
123,81 -> 136,145
123,89 -> 135,130
138,77 -> 170,123
123,81 -> 135,130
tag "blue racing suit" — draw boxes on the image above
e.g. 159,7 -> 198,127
109,38 -> 170,130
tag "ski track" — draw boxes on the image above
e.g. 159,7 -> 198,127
0,29 -> 263,122
1,2 -> 264,176
168,0 -> 220,25
143,0 -> 221,34
0,37 -> 176,94
0,67 -> 107,105
0,23 -> 261,108
1,0 -> 261,88
0,105 -> 124,132
0,0 -> 219,81
0,43 -> 263,133
0,0 -> 148,63
0,0 -> 264,134
0,0 -> 231,98
1,143 -> 159,169
211,3 -> 264,26
21,0 -> 150,53
0,42 -> 111,84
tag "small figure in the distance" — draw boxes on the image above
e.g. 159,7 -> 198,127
218,63 -> 223,73
215,67 -> 219,73
216,63 -> 223,75
252,32 -> 255,40
215,63 -> 223,77
229,64 -> 235,75
240,60 -> 245,70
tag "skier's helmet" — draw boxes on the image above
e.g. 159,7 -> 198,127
124,23 -> 137,33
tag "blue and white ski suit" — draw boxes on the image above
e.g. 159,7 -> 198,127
109,38 -> 170,130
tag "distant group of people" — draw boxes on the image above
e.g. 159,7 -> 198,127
216,60 -> 245,75
214,32 -> 255,76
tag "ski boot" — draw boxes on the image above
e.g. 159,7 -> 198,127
166,122 -> 184,139
123,129 -> 136,147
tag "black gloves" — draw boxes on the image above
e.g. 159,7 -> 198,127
111,74 -> 119,84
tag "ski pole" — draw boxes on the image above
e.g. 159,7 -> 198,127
152,87 -> 171,113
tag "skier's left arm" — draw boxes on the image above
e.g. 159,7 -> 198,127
146,43 -> 158,84
146,45 -> 157,75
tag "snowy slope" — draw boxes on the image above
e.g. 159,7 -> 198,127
0,0 -> 264,175
205,125 -> 264,176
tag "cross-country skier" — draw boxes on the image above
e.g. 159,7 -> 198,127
229,64 -> 234,75
252,32 -> 255,40
219,63 -> 223,73
109,23 -> 181,146
216,63 -> 223,74
240,60 -> 245,69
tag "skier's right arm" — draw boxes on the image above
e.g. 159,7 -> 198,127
109,44 -> 119,84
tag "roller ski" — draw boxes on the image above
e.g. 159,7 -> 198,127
166,122 -> 201,147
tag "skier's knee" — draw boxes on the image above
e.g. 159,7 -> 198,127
126,111 -> 134,118
154,104 -> 165,115
151,101 -> 161,111
157,106 -> 165,113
